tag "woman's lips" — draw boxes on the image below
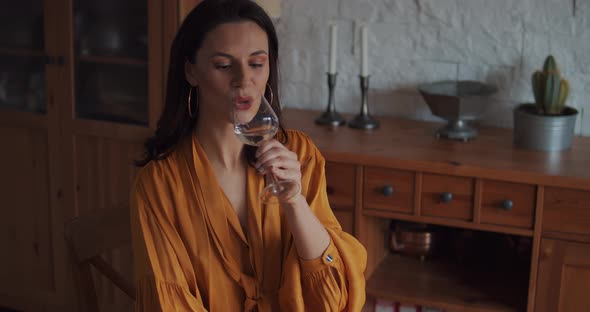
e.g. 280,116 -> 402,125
234,96 -> 253,110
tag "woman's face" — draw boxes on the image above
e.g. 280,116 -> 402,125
185,21 -> 270,123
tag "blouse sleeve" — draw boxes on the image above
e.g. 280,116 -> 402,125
288,131 -> 368,311
130,166 -> 208,312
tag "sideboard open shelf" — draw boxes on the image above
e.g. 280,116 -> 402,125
367,245 -> 530,311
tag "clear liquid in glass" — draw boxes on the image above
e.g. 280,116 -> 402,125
234,123 -> 278,146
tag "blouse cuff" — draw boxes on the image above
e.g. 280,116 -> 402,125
299,240 -> 341,275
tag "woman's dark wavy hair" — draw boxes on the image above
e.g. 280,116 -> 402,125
136,0 -> 286,167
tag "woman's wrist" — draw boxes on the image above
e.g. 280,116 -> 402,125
279,192 -> 305,209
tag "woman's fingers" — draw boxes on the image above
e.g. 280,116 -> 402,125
255,139 -> 284,158
256,141 -> 297,160
256,150 -> 297,169
261,157 -> 300,174
255,141 -> 297,170
269,163 -> 302,181
255,140 -> 303,202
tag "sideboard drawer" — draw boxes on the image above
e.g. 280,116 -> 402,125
363,167 -> 415,214
325,162 -> 355,210
480,180 -> 536,229
544,187 -> 590,236
421,174 -> 474,221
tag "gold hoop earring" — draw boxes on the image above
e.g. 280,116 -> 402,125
188,87 -> 197,118
265,83 -> 274,105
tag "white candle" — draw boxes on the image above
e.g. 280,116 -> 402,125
328,24 -> 338,74
360,25 -> 369,77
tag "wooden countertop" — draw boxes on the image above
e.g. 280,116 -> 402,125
282,108 -> 590,191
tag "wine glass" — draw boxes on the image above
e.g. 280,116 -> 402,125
232,90 -> 299,203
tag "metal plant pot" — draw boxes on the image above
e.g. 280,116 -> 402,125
513,103 -> 578,151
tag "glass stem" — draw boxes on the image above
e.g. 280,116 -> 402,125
266,172 -> 284,194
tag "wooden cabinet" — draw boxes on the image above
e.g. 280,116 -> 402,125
334,210 -> 354,236
0,1 -> 180,311
0,1 -> 64,311
325,162 -> 356,235
0,128 -> 54,311
535,239 -> 590,312
537,188 -> 590,311
325,162 -> 355,210
284,109 -> 590,312
543,187 -> 590,237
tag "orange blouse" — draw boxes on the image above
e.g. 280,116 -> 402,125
130,130 -> 367,311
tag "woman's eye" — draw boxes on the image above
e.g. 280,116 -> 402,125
215,64 -> 231,70
250,63 -> 264,68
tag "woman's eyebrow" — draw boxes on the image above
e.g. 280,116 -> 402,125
209,52 -> 233,59
250,50 -> 268,56
208,50 -> 267,59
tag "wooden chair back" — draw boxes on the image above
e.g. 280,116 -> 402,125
64,206 -> 135,312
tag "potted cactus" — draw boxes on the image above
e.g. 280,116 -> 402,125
513,55 -> 578,151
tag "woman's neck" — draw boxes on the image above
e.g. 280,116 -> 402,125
194,116 -> 245,171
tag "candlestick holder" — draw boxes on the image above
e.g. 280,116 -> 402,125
315,73 -> 346,126
348,75 -> 379,130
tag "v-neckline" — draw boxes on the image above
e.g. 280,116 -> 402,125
192,135 -> 264,246
218,168 -> 250,246
193,137 -> 252,244
184,134 -> 268,302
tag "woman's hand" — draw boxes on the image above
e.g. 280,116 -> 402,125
255,139 -> 302,203
256,139 -> 331,261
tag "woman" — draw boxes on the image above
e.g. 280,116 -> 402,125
130,0 -> 367,311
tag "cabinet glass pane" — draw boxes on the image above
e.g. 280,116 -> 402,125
0,0 -> 46,114
76,63 -> 147,126
0,0 -> 45,50
73,0 -> 148,125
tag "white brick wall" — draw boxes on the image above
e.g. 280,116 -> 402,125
275,0 -> 590,135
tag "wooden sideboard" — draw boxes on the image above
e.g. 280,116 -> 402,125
283,108 -> 590,312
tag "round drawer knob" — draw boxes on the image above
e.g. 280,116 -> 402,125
382,185 -> 394,196
502,199 -> 514,211
440,192 -> 453,203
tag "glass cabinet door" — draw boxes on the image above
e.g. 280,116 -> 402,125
73,0 -> 148,126
0,0 -> 47,114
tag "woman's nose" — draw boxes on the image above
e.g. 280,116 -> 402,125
232,64 -> 251,88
